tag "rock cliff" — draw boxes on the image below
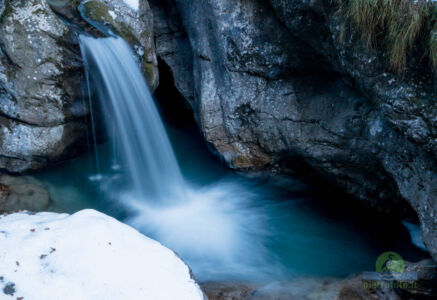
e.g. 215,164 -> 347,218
149,0 -> 437,259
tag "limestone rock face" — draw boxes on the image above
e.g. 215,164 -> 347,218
150,0 -> 437,260
78,0 -> 159,90
0,0 -> 87,173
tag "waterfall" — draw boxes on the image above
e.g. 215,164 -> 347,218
79,34 -> 275,281
79,35 -> 186,201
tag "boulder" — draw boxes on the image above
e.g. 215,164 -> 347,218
0,0 -> 87,173
0,209 -> 204,299
0,175 -> 50,213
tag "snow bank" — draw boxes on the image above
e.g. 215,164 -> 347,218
0,209 -> 204,300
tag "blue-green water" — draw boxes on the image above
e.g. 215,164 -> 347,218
33,119 -> 426,282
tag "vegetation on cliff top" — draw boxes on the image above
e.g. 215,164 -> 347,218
336,0 -> 437,74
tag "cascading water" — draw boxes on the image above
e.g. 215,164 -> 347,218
79,35 -> 186,201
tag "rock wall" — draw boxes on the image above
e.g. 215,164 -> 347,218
149,0 -> 437,259
0,0 -> 87,173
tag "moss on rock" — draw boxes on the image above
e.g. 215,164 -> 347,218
79,0 -> 158,89
0,2 -> 14,24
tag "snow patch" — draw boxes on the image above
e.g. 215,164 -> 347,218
122,0 -> 139,10
108,10 -> 117,19
0,209 -> 203,300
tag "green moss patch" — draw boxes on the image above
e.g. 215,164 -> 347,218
80,1 -> 140,45
0,2 -> 14,24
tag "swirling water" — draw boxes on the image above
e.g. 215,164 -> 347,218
34,35 -> 426,282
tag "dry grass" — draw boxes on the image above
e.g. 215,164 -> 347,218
336,0 -> 437,73
431,21 -> 437,68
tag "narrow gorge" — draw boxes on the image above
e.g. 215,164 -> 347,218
0,0 -> 436,299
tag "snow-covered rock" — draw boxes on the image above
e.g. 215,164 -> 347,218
0,209 -> 204,300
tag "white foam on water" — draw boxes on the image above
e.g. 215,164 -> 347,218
122,180 -> 284,281
88,174 -> 103,181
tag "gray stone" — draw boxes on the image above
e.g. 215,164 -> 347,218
0,0 -> 87,173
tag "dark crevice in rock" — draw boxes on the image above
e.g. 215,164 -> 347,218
0,42 -> 17,70
150,0 -> 195,106
0,111 -> 56,128
154,57 -> 195,128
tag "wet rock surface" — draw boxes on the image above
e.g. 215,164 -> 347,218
150,0 -> 437,260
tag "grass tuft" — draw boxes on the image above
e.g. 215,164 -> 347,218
336,0 -> 437,74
